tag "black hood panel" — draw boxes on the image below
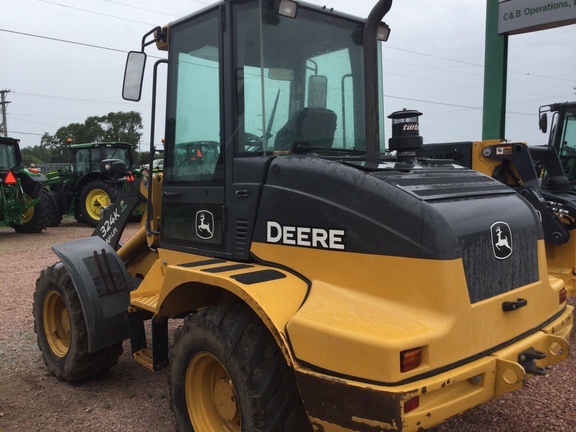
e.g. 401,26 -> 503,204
252,156 -> 541,303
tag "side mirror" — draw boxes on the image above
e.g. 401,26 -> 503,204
539,112 -> 548,134
122,51 -> 147,101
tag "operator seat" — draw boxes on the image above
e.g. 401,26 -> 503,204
275,107 -> 337,151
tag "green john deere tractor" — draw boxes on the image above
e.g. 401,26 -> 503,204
0,136 -> 52,233
43,142 -> 137,227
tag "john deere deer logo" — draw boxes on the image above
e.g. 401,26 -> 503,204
196,211 -> 214,240
491,222 -> 513,260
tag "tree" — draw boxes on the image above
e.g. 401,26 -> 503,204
22,145 -> 60,167
41,111 -> 143,148
40,111 -> 143,162
100,111 -> 142,143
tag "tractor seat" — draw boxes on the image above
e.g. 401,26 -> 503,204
275,107 -> 337,151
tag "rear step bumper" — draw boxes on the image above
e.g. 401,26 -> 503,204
295,305 -> 573,432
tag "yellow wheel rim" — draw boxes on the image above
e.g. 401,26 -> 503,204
186,352 -> 241,432
43,290 -> 71,357
20,193 -> 35,223
85,188 -> 111,221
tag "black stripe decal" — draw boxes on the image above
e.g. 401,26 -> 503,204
231,270 -> 286,285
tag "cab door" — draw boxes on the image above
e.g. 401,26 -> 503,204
160,8 -> 226,254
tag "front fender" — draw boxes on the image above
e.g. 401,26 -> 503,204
52,236 -> 133,353
19,169 -> 48,182
130,249 -> 310,365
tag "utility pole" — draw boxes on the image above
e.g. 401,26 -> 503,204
1,89 -> 12,137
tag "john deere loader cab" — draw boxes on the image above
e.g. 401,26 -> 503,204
34,1 -> 573,431
0,136 -> 52,233
539,102 -> 576,181
137,0 -> 392,256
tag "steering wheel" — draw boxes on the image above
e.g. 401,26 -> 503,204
245,132 -> 263,152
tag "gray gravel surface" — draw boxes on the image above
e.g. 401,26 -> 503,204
0,217 -> 574,431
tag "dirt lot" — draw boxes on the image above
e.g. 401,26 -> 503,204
0,217 -> 575,432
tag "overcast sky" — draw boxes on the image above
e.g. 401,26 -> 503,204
2,0 -> 576,151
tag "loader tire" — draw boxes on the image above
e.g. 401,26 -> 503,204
169,302 -> 312,432
78,180 -> 121,227
11,182 -> 50,233
33,262 -> 123,381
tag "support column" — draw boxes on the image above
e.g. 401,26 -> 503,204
482,0 -> 508,140
0,89 -> 11,137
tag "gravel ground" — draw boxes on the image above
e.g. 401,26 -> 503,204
0,217 -> 574,432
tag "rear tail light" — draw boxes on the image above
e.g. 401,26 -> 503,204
400,347 -> 422,373
404,396 -> 420,414
559,288 -> 567,305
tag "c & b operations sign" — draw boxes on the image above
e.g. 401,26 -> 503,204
499,0 -> 576,34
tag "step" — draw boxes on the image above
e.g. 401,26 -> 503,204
133,348 -> 154,371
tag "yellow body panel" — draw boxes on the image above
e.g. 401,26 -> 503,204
251,240 -> 569,384
471,139 -> 524,186
294,310 -> 571,432
128,248 -> 309,364
546,235 -> 576,297
118,222 -> 573,432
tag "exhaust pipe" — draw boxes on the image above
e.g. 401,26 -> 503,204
364,0 -> 393,165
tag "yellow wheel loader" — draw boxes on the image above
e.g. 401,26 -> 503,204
34,1 -> 573,431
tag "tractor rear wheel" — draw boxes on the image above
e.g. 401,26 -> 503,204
47,190 -> 64,227
78,180 -> 121,227
169,302 -> 311,432
33,262 -> 123,381
11,181 -> 51,233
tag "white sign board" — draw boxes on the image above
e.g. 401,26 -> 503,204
499,0 -> 576,34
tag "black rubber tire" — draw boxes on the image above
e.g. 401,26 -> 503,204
11,181 -> 50,233
33,262 -> 123,381
169,302 -> 312,432
78,180 -> 121,227
47,190 -> 64,227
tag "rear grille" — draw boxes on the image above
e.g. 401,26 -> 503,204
376,169 -> 513,201
460,225 -> 539,303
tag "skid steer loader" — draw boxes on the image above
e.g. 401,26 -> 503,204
34,1 -> 573,431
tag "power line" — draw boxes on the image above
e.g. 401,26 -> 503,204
14,90 -> 147,107
385,94 -> 536,118
100,0 -> 184,17
38,0 -> 211,19
384,45 -> 575,84
10,131 -> 45,137
36,0 -> 158,26
0,28 -> 127,54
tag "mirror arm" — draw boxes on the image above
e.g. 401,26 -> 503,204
141,26 -> 164,51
